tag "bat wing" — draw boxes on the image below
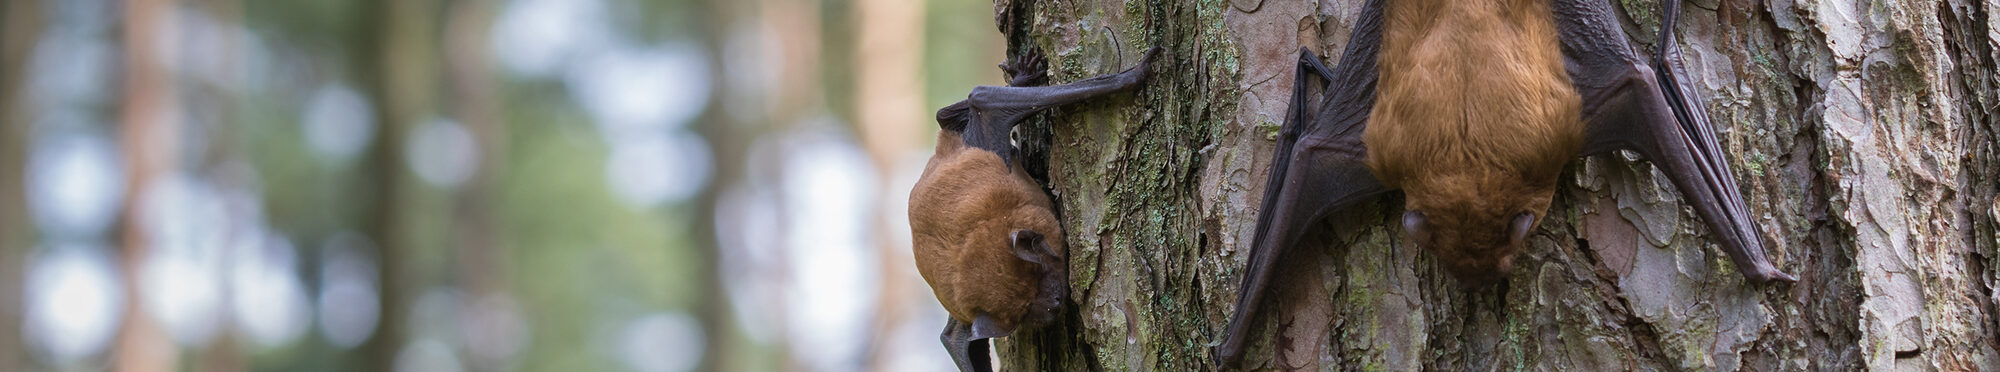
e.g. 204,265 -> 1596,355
962,48 -> 1160,168
1555,0 -> 1794,282
1215,0 -> 1391,366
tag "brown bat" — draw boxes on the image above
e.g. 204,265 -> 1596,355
911,48 -> 1155,372
1214,0 -> 1795,365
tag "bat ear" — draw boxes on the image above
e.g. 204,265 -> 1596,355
970,312 -> 1014,340
1402,211 -> 1429,243
1508,212 -> 1536,247
1010,230 -> 1057,267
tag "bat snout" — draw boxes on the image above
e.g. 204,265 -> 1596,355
1425,230 -> 1525,284
1442,256 -> 1514,283
1403,209 -> 1526,283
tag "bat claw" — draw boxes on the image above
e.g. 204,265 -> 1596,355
1110,46 -> 1165,89
1772,272 -> 1798,283
1748,266 -> 1797,284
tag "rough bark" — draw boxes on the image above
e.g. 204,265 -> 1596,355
1000,0 -> 2000,370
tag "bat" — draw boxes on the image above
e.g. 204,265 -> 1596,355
911,48 -> 1156,372
1213,0 -> 1796,366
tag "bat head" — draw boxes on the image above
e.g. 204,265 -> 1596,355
1397,170 -> 1554,283
952,226 -> 1068,341
1010,229 -> 1068,329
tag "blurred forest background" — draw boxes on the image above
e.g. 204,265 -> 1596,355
0,0 -> 1001,371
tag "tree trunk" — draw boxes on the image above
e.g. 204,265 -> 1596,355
354,0 -> 434,369
115,0 -> 179,369
999,0 -> 2000,370
0,0 -> 41,368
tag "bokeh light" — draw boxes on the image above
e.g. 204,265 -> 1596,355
300,84 -> 377,165
460,293 -> 530,368
779,124 -> 881,371
605,130 -> 712,208
405,118 -> 480,189
617,312 -> 703,372
229,231 -> 312,348
316,232 -> 381,349
568,42 -> 711,135
394,339 -> 463,372
22,244 -> 124,364
25,127 -> 124,238
491,0 -> 608,77
138,173 -> 230,347
27,34 -> 112,108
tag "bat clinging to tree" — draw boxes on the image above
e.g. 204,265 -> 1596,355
1215,0 -> 1795,365
910,48 -> 1155,372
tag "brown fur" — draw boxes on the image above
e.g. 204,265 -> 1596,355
909,130 -> 1067,332
1366,0 -> 1583,280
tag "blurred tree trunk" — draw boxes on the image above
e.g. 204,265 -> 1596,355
1001,0 -> 1999,370
442,0 -> 509,369
692,0 -> 744,370
0,0 -> 42,369
115,0 -> 179,370
354,0 -> 436,370
692,1 -> 826,370
444,0 -> 501,296
192,0 -> 247,370
851,0 -> 925,369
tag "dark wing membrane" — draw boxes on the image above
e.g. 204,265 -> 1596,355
1555,0 -> 1794,282
1215,0 -> 1391,366
961,48 -> 1160,168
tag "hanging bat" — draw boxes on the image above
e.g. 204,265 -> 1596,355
1214,0 -> 1795,365
911,48 -> 1156,372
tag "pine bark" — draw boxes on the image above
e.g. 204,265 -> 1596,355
1001,0 -> 2000,370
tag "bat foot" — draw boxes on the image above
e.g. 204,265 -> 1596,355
1003,49 -> 1049,87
